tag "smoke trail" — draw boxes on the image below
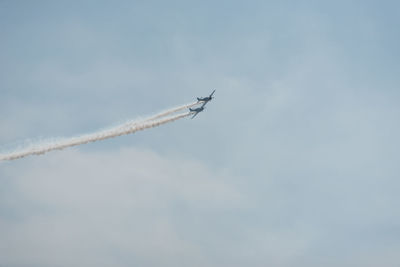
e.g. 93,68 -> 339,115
113,101 -> 200,130
0,105 -> 194,161
144,101 -> 201,121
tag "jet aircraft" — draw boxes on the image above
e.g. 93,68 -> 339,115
197,89 -> 216,104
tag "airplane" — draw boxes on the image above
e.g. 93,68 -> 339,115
197,89 -> 216,104
189,102 -> 206,119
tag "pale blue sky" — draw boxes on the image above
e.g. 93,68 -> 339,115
1,1 -> 400,266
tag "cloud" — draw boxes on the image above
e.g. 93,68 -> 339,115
1,2 -> 400,266
0,148 -> 245,267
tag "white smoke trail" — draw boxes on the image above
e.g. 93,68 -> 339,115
145,101 -> 201,121
0,104 -> 196,161
112,101 -> 200,130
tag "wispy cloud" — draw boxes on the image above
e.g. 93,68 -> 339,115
0,148 -> 245,266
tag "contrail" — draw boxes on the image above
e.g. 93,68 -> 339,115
0,103 -> 197,161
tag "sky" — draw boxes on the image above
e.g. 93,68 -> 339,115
1,1 -> 400,266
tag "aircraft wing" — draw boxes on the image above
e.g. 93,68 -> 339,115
191,112 -> 199,119
209,89 -> 216,97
